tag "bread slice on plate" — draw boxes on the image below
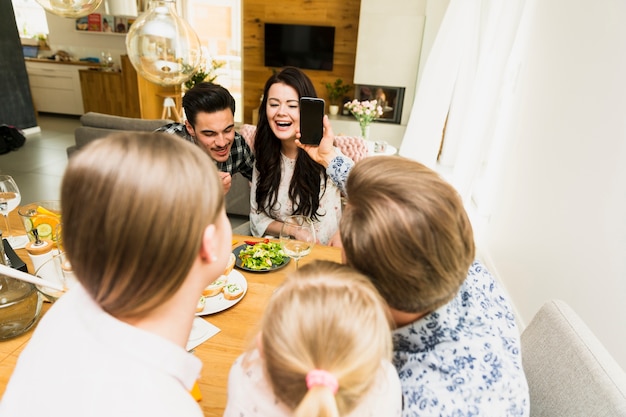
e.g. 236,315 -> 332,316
196,296 -> 206,313
223,283 -> 244,300
203,276 -> 228,297
223,253 -> 236,275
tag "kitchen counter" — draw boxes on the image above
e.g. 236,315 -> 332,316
25,57 -> 99,67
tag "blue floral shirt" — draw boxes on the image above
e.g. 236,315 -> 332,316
393,261 -> 529,417
326,155 -> 354,194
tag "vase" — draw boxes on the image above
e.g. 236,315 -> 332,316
360,124 -> 370,140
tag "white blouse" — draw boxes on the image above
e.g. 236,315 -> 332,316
249,151 -> 343,245
224,349 -> 402,417
0,284 -> 203,417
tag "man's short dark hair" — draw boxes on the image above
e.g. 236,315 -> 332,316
182,82 -> 236,127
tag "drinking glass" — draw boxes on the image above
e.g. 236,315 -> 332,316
0,175 -> 22,247
280,215 -> 316,270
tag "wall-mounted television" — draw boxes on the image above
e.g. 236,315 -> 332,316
264,23 -> 335,71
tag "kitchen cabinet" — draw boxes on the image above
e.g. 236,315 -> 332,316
24,60 -> 92,115
79,68 -> 126,117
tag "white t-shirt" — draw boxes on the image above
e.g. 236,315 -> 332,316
0,284 -> 203,417
224,349 -> 402,417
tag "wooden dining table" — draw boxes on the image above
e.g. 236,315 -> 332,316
0,209 -> 342,416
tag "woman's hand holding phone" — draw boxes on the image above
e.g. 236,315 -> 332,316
296,115 -> 338,168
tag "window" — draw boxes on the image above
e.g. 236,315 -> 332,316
182,0 -> 242,122
12,0 -> 49,38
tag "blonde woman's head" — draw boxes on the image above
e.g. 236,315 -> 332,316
260,260 -> 393,417
61,132 -> 225,319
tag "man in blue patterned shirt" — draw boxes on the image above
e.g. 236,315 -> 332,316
156,83 -> 254,194
297,120 -> 529,417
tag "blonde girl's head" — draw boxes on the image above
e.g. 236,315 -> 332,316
259,260 -> 393,417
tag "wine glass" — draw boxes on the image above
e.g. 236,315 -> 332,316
280,215 -> 316,270
0,175 -> 22,247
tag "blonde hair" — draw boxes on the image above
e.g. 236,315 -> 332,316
259,260 -> 393,417
61,132 -> 224,318
341,155 -> 475,313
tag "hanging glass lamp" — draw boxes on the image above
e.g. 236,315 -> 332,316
104,0 -> 137,16
125,0 -> 202,86
36,0 -> 103,18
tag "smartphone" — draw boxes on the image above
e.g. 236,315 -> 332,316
299,97 -> 325,145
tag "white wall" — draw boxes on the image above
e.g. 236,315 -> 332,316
479,0 -> 626,367
352,0 -> 427,147
44,4 -> 127,67
416,0 -> 449,86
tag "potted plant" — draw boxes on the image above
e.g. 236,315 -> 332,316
324,78 -> 352,115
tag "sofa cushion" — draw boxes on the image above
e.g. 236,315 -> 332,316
73,126 -> 122,150
70,113 -> 175,158
80,112 -> 172,131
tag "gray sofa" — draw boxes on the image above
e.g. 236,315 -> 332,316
70,112 -> 251,219
69,112 -> 174,157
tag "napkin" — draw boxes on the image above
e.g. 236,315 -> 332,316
6,234 -> 29,250
186,318 -> 220,351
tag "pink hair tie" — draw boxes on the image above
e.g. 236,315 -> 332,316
305,369 -> 339,394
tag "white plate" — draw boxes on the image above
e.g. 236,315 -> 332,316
195,270 -> 247,316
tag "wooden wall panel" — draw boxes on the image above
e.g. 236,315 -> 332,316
242,0 -> 361,123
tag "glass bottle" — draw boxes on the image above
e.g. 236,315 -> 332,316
0,231 -> 42,340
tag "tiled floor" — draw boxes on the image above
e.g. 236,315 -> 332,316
0,113 -> 248,230
0,114 -> 76,204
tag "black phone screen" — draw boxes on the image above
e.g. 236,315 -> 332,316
299,97 -> 325,145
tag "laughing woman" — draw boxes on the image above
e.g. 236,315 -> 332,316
250,67 -> 344,246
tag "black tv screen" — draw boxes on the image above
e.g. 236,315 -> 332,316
264,23 -> 335,71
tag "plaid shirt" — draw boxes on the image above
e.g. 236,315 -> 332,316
156,123 -> 254,181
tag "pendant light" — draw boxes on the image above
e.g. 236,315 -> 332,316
36,0 -> 103,18
125,0 -> 202,86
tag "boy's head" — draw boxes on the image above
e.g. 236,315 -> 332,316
341,156 -> 475,315
61,132 -> 228,319
182,82 -> 237,163
182,82 -> 236,126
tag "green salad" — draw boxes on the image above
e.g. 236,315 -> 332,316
238,241 -> 287,270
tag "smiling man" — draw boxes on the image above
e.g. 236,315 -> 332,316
156,83 -> 254,194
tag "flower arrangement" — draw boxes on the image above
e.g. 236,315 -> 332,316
183,58 -> 225,90
344,99 -> 383,138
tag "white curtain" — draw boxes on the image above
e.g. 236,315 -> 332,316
399,0 -> 527,212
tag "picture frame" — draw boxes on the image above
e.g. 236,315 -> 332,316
353,84 -> 405,124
